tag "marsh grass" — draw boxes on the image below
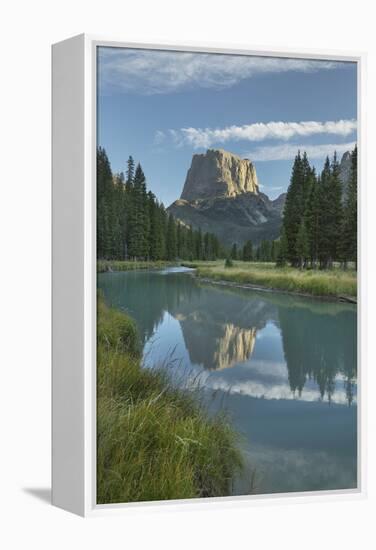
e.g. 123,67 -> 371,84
189,261 -> 357,298
97,296 -> 243,504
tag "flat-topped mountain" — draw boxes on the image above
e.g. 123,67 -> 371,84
181,149 -> 259,201
168,149 -> 285,247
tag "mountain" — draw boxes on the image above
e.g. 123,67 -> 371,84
181,148 -> 259,200
167,149 -> 286,247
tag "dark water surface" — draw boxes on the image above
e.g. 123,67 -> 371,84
98,267 -> 357,495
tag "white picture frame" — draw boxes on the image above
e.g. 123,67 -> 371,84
52,34 -> 366,517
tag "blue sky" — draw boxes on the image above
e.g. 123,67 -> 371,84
97,47 -> 357,203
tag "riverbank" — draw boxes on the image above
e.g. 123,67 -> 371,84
182,261 -> 357,301
97,260 -> 177,273
97,295 -> 244,504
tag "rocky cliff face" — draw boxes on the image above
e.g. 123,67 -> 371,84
168,149 -> 285,247
181,149 -> 259,201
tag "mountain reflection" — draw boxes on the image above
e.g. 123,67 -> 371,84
168,284 -> 271,370
98,269 -> 357,403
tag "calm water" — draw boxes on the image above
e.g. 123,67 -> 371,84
98,267 -> 357,495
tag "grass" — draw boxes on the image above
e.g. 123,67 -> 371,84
97,259 -> 176,273
184,260 -> 357,299
97,295 -> 244,504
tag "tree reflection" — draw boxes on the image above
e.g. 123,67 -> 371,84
98,271 -> 357,403
278,304 -> 357,404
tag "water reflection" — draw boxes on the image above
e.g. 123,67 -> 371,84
98,269 -> 357,404
98,268 -> 357,493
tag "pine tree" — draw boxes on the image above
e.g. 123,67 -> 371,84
128,163 -> 149,259
271,240 -> 278,263
126,156 -> 135,188
203,232 -> 211,260
230,243 -> 237,260
187,225 -> 195,261
195,228 -> 203,260
276,228 -> 288,267
242,240 -> 253,262
149,195 -> 164,260
296,220 -> 309,268
327,152 -> 343,266
317,156 -> 332,268
282,152 -> 305,266
96,148 -> 228,264
305,175 -> 320,268
97,147 -> 114,259
341,146 -> 357,268
166,214 -> 177,260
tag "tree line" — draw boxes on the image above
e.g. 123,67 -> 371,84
97,147 -> 222,261
278,147 -> 357,269
230,239 -> 281,263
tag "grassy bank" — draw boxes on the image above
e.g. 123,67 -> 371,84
182,261 -> 357,299
97,259 -> 176,273
97,296 -> 243,504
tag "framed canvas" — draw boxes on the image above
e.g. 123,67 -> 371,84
52,34 -> 366,516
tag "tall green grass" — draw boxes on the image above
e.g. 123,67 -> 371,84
97,296 -> 243,504
195,261 -> 357,298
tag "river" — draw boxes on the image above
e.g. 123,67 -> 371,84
98,266 -> 357,496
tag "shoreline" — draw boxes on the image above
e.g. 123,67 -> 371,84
97,296 -> 244,503
97,260 -> 177,273
97,260 -> 357,304
194,275 -> 357,304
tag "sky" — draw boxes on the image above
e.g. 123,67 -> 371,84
97,47 -> 357,203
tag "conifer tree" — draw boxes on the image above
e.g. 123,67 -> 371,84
282,152 -> 305,266
327,152 -> 343,266
149,194 -> 164,260
203,232 -> 211,260
96,147 -> 242,264
230,243 -> 238,260
187,225 -> 195,261
97,147 -> 114,259
317,156 -> 332,268
341,146 -> 357,267
296,220 -> 309,268
126,156 -> 135,188
166,214 -> 177,260
271,240 -> 278,263
305,175 -> 320,268
276,228 -> 288,267
242,240 -> 253,262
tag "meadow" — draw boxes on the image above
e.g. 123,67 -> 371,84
182,261 -> 357,299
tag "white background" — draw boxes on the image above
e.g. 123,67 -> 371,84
1,0 -> 375,548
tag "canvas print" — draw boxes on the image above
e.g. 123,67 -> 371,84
96,46 -> 357,504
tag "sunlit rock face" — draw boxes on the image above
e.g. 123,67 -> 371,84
167,149 -> 285,247
181,149 -> 259,201
168,287 -> 272,370
213,324 -> 257,370
177,318 -> 257,371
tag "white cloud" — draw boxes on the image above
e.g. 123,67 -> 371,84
247,141 -> 356,161
158,119 -> 357,148
98,47 -> 346,95
201,369 -> 355,405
